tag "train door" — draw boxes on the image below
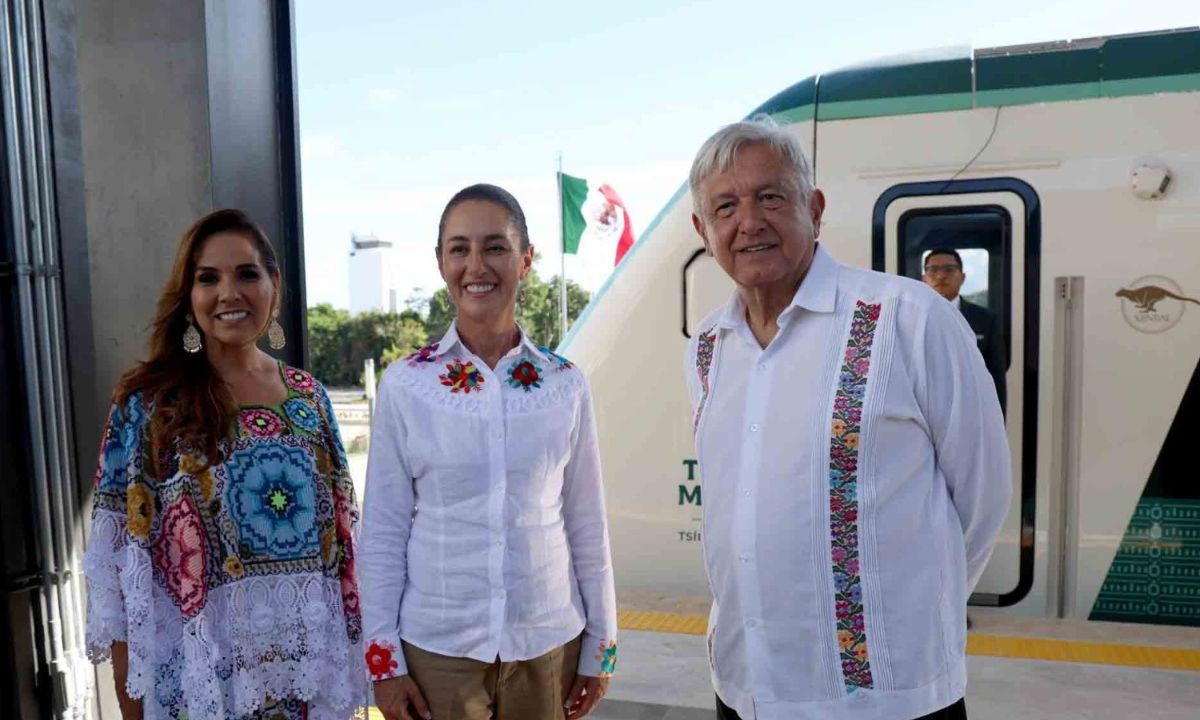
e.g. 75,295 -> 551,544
873,178 -> 1041,608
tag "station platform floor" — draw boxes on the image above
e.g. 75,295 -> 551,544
587,613 -> 1200,719
347,449 -> 1200,719
366,607 -> 1200,720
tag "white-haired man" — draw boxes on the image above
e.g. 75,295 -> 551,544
684,119 -> 1011,720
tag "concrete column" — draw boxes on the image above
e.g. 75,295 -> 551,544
75,0 -> 214,406
75,0 -> 306,410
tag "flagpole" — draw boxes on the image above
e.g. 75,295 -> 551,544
557,153 -> 567,345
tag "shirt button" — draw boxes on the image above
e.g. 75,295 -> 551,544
749,423 -> 759,432
758,363 -> 767,371
495,540 -> 503,547
739,553 -> 751,563
746,619 -> 757,629
742,489 -> 751,497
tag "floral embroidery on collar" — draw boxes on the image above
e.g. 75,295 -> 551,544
239,407 -> 287,438
537,346 -> 574,371
506,359 -> 543,392
439,359 -> 485,394
283,397 -> 320,433
406,342 -> 439,366
828,300 -> 881,691
283,367 -> 316,395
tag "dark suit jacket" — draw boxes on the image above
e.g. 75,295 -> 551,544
959,299 -> 1007,414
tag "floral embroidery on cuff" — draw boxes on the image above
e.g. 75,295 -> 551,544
506,359 -> 543,392
595,640 -> 617,677
365,639 -> 400,680
440,359 -> 486,394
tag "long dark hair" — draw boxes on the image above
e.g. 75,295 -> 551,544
114,209 -> 281,466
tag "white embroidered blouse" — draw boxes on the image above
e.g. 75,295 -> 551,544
359,322 -> 618,681
685,247 -> 1011,720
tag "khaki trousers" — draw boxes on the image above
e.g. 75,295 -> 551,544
402,636 -> 582,720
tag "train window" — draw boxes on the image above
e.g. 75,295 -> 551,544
681,248 -> 735,338
920,247 -> 991,308
898,207 -> 1011,367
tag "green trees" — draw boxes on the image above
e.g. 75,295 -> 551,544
305,267 -> 591,387
306,304 -> 429,386
515,273 -> 591,350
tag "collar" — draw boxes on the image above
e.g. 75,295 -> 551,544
431,320 -> 549,363
715,244 -> 840,331
951,295 -> 962,309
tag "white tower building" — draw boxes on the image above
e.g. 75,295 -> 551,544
348,233 -> 396,315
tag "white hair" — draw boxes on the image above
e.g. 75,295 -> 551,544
688,115 -> 815,217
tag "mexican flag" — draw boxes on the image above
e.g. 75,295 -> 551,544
559,172 -> 635,265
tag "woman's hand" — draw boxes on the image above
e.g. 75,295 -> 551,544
563,674 -> 609,719
117,694 -> 143,720
374,675 -> 432,720
110,641 -> 143,720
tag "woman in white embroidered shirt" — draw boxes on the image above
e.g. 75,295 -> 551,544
361,184 -> 618,720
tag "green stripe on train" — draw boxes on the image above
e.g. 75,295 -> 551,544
1090,498 -> 1200,627
1091,359 -> 1200,626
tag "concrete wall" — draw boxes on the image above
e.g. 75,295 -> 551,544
75,0 -> 214,405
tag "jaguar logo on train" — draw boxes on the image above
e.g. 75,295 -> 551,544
1116,276 -> 1199,334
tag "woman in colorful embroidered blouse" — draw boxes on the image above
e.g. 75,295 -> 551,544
360,184 -> 618,720
83,210 -> 364,720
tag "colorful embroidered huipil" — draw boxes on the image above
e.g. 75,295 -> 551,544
83,364 -> 364,720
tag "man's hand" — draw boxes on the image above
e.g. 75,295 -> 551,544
374,675 -> 432,720
563,674 -> 609,719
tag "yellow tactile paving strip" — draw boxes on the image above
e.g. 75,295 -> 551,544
616,610 -> 1200,672
621,609 -> 709,635
358,611 -> 1200,717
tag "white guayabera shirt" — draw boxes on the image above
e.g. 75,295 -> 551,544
685,246 -> 1010,720
360,322 -> 618,682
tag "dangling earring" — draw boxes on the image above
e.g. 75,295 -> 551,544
183,314 -> 202,353
268,314 -> 286,350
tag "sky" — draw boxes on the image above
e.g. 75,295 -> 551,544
295,0 -> 1198,309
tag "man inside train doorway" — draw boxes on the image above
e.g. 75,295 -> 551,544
922,247 -> 1007,414
684,117 -> 1011,720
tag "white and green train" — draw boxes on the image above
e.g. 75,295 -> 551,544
561,27 -> 1200,626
